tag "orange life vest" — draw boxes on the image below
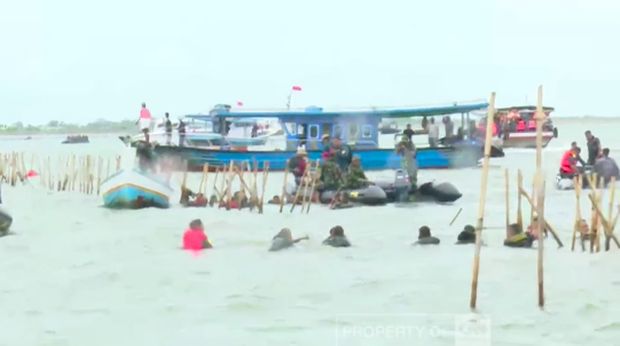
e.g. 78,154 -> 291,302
516,120 -> 526,131
560,150 -> 575,174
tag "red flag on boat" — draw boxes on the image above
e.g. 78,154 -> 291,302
26,170 -> 38,178
236,101 -> 244,107
291,86 -> 302,91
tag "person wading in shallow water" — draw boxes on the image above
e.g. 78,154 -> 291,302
182,219 -> 213,250
413,226 -> 440,245
322,225 -> 351,247
396,135 -> 418,191
268,228 -> 309,252
504,223 -> 533,248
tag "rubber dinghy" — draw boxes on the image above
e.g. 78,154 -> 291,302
374,170 -> 463,203
0,207 -> 12,236
100,169 -> 174,209
319,185 -> 388,206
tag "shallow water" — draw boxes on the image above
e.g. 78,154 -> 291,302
1,118 -> 619,346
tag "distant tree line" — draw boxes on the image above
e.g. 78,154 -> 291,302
0,119 -> 137,134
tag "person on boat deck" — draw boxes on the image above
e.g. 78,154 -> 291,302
403,124 -> 415,142
396,135 -> 418,191
251,124 -> 259,138
164,112 -> 173,145
456,225 -> 476,245
269,228 -> 309,252
178,119 -> 187,147
413,226 -> 440,245
319,151 -> 343,191
332,137 -> 353,171
443,116 -> 454,138
504,223 -> 533,248
559,146 -> 581,179
585,130 -> 602,166
321,134 -> 331,153
594,148 -> 620,186
571,141 -> 587,166
344,156 -> 369,189
427,118 -> 439,148
323,225 -> 351,247
421,115 -> 429,130
288,148 -> 308,185
138,102 -> 152,143
182,219 -> 213,250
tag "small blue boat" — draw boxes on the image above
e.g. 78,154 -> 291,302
100,169 -> 174,209
151,101 -> 491,171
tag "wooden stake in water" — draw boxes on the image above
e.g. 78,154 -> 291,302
517,170 -> 523,230
306,159 -> 320,214
470,91 -> 496,310
259,162 -> 270,214
571,175 -> 583,251
536,173 -> 546,308
449,208 -> 463,226
280,160 -> 290,213
505,168 -> 510,230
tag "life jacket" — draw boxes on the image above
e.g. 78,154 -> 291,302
516,120 -> 526,131
527,119 -> 536,130
560,150 -> 576,174
183,228 -> 208,250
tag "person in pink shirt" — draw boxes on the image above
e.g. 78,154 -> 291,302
138,102 -> 152,143
182,219 -> 213,251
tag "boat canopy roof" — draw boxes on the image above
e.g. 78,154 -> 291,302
496,105 -> 555,112
186,101 -> 488,121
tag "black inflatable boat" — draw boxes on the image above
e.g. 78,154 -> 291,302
319,185 -> 388,206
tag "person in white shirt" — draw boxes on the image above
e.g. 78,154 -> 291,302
427,117 -> 439,147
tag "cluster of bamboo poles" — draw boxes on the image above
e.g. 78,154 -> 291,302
286,159 -> 320,214
470,86 -> 550,310
181,160 -> 270,213
571,174 -> 620,252
0,152 -> 120,195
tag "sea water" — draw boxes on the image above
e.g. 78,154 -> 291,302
1,118 -> 619,346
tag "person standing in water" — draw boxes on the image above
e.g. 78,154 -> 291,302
594,148 -> 620,186
138,102 -> 152,143
413,226 -> 440,245
456,225 -> 476,244
427,117 -> 439,148
178,119 -> 186,147
269,228 -> 309,252
396,135 -> 418,191
323,225 -> 351,247
585,130 -> 601,166
182,219 -> 213,250
164,113 -> 173,145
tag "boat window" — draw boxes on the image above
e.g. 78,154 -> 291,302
349,123 -> 359,139
309,125 -> 319,139
321,123 -> 331,137
361,125 -> 372,138
284,122 -> 297,135
334,125 -> 343,138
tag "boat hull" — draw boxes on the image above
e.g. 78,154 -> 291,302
500,132 -> 555,149
152,142 -> 484,171
101,170 -> 173,209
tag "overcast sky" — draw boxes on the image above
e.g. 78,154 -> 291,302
2,0 -> 619,124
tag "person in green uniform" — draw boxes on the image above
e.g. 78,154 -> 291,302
318,151 -> 343,191
344,156 -> 369,189
396,135 -> 418,191
413,226 -> 440,245
504,223 -> 534,248
323,225 -> 351,247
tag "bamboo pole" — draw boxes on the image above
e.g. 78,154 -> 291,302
535,85 -> 545,308
305,159 -> 320,214
449,208 -> 463,226
517,170 -> 523,230
519,186 -> 563,248
587,194 -> 620,250
606,177 -> 616,250
505,168 -> 510,231
198,163 -> 208,194
290,165 -> 311,213
225,161 -> 235,210
571,175 -> 583,251
259,162 -> 270,214
469,91 -> 496,310
280,160 -> 290,213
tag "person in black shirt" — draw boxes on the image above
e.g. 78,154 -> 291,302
178,119 -> 186,147
164,113 -> 173,145
403,124 -> 415,142
585,130 -> 601,165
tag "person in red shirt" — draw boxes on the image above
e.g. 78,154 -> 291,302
559,146 -> 580,178
182,219 -> 212,251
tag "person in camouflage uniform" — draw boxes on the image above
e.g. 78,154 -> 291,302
396,135 -> 418,191
318,151 -> 343,191
344,156 -> 368,189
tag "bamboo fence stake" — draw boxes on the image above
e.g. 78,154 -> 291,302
517,170 -> 523,230
505,168 -> 510,231
534,85 -> 546,308
449,208 -> 463,226
280,160 -> 290,213
306,159 -> 320,214
571,175 -> 583,251
470,91 -> 496,310
259,162 -> 270,214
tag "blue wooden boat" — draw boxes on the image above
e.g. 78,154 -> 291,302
100,169 -> 174,209
150,102 -> 490,171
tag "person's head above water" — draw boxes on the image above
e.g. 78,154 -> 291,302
275,228 -> 293,241
418,226 -> 431,239
457,225 -> 476,243
507,223 -> 522,237
190,219 -> 203,231
463,225 -> 475,233
330,225 -> 345,237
